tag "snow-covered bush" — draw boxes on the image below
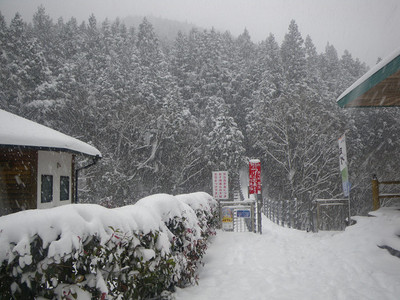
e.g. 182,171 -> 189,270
0,192 -> 217,299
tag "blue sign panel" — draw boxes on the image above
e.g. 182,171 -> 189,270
237,209 -> 251,218
342,181 -> 351,197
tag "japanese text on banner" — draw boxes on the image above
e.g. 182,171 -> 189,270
249,160 -> 261,194
212,171 -> 229,199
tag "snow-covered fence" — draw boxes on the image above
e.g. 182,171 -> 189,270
264,198 -> 351,232
264,198 -> 315,231
0,192 -> 218,299
315,199 -> 349,231
371,175 -> 400,210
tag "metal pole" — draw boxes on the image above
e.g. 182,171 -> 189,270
257,193 -> 262,234
316,202 -> 320,232
347,182 -> 352,226
219,200 -> 222,229
347,193 -> 351,226
251,201 -> 255,233
74,155 -> 100,204
372,174 -> 380,211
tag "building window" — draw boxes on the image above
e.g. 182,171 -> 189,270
60,176 -> 70,201
41,175 -> 53,203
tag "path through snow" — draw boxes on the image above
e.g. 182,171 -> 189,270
175,209 -> 400,300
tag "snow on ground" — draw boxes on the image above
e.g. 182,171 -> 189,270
175,207 -> 400,300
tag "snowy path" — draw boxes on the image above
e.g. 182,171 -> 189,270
175,211 -> 400,300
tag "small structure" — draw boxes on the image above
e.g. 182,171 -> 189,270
337,47 -> 400,107
0,109 -> 101,216
337,47 -> 400,210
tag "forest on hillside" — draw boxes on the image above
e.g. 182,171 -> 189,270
1,6 -> 400,215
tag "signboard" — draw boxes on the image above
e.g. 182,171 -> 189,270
221,206 -> 233,230
212,171 -> 229,199
249,159 -> 261,194
236,209 -> 251,218
338,134 -> 350,197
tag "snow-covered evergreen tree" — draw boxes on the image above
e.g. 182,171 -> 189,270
280,20 -> 307,93
2,10 -> 398,215
206,115 -> 246,192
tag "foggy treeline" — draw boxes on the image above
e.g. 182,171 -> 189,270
1,6 -> 400,215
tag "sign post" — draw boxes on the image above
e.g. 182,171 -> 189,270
249,159 -> 262,234
338,134 -> 351,224
213,171 -> 230,230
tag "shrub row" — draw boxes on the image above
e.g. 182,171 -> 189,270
0,192 -> 218,299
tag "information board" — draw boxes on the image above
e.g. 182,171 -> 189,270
212,171 -> 229,199
221,206 -> 233,230
236,209 -> 251,218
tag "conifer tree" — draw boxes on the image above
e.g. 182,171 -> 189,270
2,10 -> 398,215
206,115 -> 246,192
280,20 -> 306,92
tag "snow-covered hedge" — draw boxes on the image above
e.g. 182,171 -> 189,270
0,192 -> 218,299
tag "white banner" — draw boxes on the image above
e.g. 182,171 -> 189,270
212,171 -> 229,200
338,134 -> 350,197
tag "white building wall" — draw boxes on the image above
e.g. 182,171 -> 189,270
37,150 -> 72,209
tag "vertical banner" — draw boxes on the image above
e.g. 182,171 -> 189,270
249,159 -> 261,194
249,159 -> 262,234
212,171 -> 229,200
338,134 -> 350,197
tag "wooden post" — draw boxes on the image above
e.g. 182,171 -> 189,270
372,174 -> 380,211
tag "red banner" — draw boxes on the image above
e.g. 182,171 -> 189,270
249,160 -> 261,194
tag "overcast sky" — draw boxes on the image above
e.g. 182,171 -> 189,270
1,0 -> 399,67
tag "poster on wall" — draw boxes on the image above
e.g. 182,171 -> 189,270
212,171 -> 229,200
221,206 -> 234,230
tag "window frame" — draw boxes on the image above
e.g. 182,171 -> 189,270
60,176 -> 70,201
41,174 -> 53,203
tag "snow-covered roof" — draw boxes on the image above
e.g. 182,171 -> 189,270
337,46 -> 400,107
0,109 -> 101,157
249,159 -> 260,163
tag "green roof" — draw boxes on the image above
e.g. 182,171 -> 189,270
337,48 -> 400,108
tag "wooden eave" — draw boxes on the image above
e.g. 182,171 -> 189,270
337,52 -> 400,108
0,144 -> 90,157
